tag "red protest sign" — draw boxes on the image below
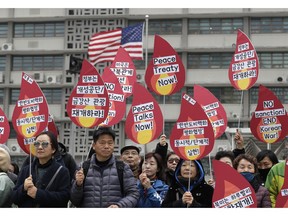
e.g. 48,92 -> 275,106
109,47 -> 137,99
16,114 -> 58,156
66,59 -> 109,128
125,82 -> 163,144
145,35 -> 185,95
212,160 -> 257,208
250,85 -> 288,144
12,72 -> 49,138
99,67 -> 126,127
0,107 -> 10,144
169,93 -> 214,160
194,84 -> 227,139
228,29 -> 259,90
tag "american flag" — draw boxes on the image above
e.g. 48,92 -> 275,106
88,23 -> 144,65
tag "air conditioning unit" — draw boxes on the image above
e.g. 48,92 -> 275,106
33,72 -> 44,83
0,71 -> 3,83
9,143 -> 21,153
46,75 -> 57,84
136,74 -> 144,83
2,43 -> 13,51
217,145 -> 227,152
230,112 -> 238,119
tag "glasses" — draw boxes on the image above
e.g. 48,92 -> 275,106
34,141 -> 50,148
168,158 -> 180,164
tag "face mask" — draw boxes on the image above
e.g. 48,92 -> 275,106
240,172 -> 255,182
258,167 -> 271,181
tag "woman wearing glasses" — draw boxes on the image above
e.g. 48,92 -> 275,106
164,152 -> 180,186
12,131 -> 70,207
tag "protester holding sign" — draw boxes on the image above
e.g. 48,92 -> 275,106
136,152 -> 169,207
70,127 -> 139,208
162,159 -> 214,208
233,154 -> 271,207
12,131 -> 70,207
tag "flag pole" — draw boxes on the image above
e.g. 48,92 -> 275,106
145,15 -> 149,73
237,90 -> 244,129
144,15 -> 149,155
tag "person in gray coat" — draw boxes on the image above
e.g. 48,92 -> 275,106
0,147 -> 15,207
70,127 -> 139,208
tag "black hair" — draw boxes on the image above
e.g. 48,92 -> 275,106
35,130 -> 58,154
214,150 -> 235,162
256,149 -> 279,165
93,127 -> 116,143
233,154 -> 258,173
138,152 -> 165,181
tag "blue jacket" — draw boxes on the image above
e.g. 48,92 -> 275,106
136,178 -> 169,207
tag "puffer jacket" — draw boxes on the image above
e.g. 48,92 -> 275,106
256,185 -> 271,207
70,154 -> 139,207
265,161 -> 286,207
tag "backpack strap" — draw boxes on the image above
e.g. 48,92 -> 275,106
82,159 -> 91,184
116,160 -> 124,197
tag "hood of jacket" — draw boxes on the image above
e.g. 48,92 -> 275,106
58,142 -> 67,155
174,158 -> 205,192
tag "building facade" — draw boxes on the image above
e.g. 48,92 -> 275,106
1,8 -> 288,166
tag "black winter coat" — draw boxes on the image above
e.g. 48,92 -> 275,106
12,158 -> 70,207
162,159 -> 214,208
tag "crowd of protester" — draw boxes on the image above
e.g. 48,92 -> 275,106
0,127 -> 287,208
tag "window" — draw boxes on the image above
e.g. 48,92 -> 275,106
129,19 -> 182,35
250,87 -> 288,104
258,52 -> 288,69
0,23 -> 8,38
187,53 -> 232,69
0,89 -> 4,105
251,17 -> 288,33
10,88 -> 62,105
188,18 -> 243,34
208,87 -> 242,104
126,87 -> 186,104
0,56 -> 5,71
133,53 -> 153,70
14,22 -> 65,37
12,55 -> 64,71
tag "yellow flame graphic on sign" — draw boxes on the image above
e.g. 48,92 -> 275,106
79,105 -> 96,128
156,74 -> 173,95
136,123 -> 153,144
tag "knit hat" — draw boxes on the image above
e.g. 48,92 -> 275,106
0,147 -> 11,172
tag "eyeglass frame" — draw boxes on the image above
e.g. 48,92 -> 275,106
33,141 -> 50,149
